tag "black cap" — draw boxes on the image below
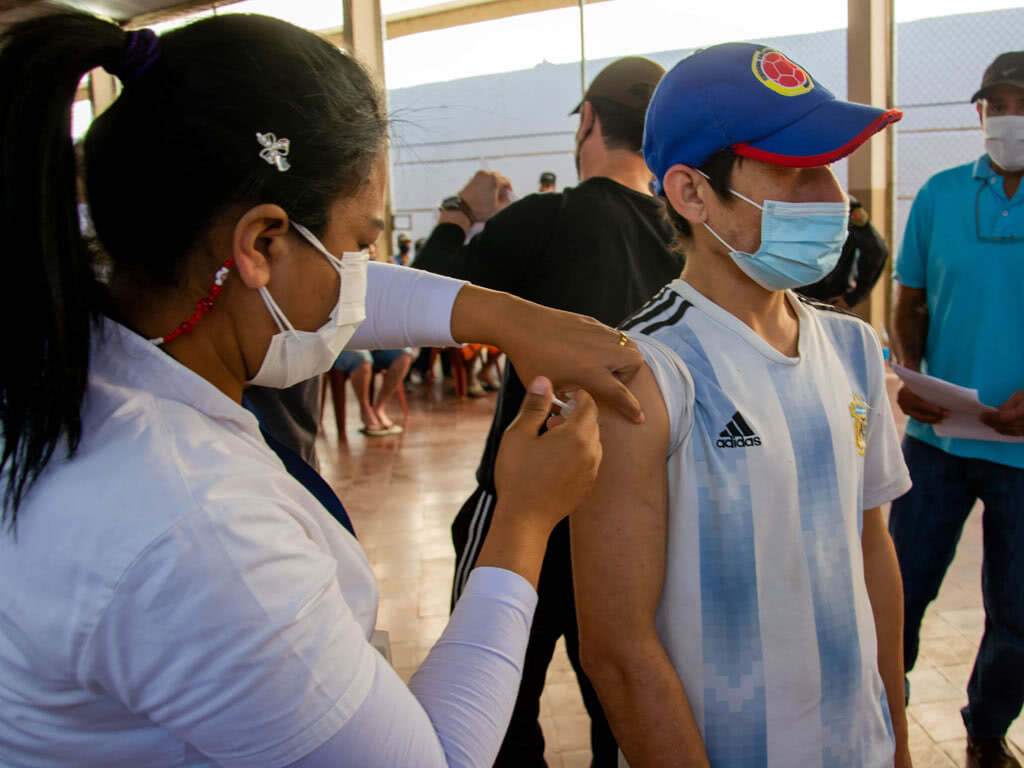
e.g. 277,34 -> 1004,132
570,56 -> 666,115
539,171 -> 556,185
972,51 -> 1024,102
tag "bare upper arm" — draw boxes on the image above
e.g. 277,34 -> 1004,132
861,506 -> 885,545
861,506 -> 897,564
571,362 -> 671,652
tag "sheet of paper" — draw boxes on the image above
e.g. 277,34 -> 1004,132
891,364 -> 1024,443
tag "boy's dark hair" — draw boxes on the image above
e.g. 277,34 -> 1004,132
0,12 -> 387,527
662,148 -> 741,255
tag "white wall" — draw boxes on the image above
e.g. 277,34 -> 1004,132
388,7 -> 1024,255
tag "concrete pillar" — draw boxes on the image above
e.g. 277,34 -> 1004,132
88,69 -> 119,118
846,0 -> 895,334
343,0 -> 393,262
343,0 -> 387,78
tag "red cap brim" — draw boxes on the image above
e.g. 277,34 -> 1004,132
733,102 -> 903,167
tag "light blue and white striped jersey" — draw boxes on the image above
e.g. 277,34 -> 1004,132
623,279 -> 911,768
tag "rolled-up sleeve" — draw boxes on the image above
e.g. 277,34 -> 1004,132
346,262 -> 465,350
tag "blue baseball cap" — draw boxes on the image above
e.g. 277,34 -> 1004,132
644,43 -> 902,193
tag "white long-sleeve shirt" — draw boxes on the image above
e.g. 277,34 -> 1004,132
346,261 -> 462,350
0,265 -> 537,767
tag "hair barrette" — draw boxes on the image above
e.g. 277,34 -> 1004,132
256,132 -> 291,172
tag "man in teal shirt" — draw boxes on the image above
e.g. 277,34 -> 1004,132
891,51 -> 1024,768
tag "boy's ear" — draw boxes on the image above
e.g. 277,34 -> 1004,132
663,164 -> 710,226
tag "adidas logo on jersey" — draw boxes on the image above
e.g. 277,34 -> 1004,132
717,412 -> 762,448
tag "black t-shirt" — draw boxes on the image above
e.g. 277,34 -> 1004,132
414,176 -> 683,491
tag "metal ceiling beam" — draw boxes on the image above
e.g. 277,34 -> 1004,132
46,0 -> 607,107
368,0 -> 607,42
127,0 -> 606,38
5,0 -> 606,42
125,0 -> 226,27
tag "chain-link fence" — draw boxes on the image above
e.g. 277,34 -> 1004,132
388,0 -> 850,247
893,5 -> 1024,250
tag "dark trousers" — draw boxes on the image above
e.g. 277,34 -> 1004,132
888,435 -> 1024,739
452,487 -> 618,767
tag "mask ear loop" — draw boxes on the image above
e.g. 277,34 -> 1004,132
289,221 -> 371,331
258,287 -> 296,333
292,221 -> 345,270
693,169 -> 745,252
695,168 -> 764,211
258,220 -> 346,334
728,188 -> 764,210
702,221 -> 738,252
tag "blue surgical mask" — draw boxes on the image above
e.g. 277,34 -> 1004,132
702,182 -> 849,292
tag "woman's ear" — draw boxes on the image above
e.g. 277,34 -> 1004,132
663,164 -> 708,227
232,204 -> 290,290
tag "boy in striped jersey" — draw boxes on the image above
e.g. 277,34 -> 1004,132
571,44 -> 913,768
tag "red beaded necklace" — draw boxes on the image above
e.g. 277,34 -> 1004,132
149,257 -> 235,346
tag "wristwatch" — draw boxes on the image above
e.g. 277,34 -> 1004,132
440,195 -> 475,224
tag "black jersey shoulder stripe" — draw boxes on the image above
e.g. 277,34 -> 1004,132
640,300 -> 692,335
619,288 -> 681,331
794,293 -> 865,322
618,286 -> 673,330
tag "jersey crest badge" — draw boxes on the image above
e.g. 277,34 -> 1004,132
751,48 -> 814,97
849,395 -> 869,456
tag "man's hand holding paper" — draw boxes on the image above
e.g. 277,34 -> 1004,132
980,390 -> 1024,437
892,364 -> 1024,443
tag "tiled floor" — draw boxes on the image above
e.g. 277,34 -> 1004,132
317,373 -> 1022,767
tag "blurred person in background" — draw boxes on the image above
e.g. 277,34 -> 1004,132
539,171 -> 557,192
395,232 -> 412,265
796,197 -> 889,310
890,51 -> 1024,768
416,56 -> 679,767
331,348 -> 411,435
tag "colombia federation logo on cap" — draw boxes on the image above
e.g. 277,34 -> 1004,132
751,48 -> 814,97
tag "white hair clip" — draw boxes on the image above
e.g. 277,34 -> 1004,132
256,132 -> 291,172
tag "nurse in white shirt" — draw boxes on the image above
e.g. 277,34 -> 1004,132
0,12 -> 646,768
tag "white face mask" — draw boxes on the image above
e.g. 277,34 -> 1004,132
247,221 -> 369,389
983,115 -> 1024,172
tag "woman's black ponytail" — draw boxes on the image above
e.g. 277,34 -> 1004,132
0,14 -> 127,527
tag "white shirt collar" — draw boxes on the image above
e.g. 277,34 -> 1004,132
92,316 -> 263,437
670,279 -> 808,365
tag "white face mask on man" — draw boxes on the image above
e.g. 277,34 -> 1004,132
983,115 -> 1024,172
247,221 -> 369,389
